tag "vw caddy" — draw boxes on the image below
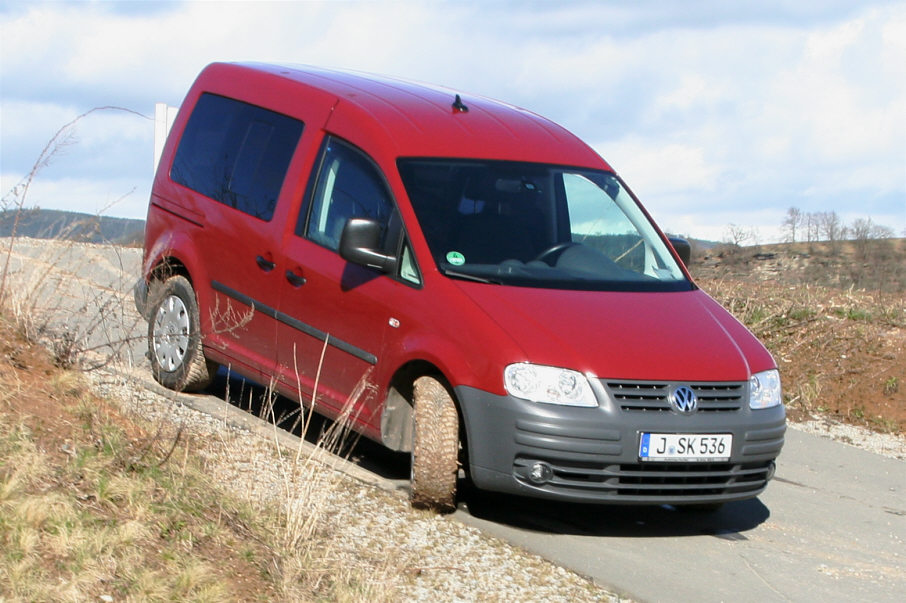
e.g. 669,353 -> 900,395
137,62 -> 785,512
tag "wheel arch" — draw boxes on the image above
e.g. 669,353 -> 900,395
381,360 -> 468,463
142,239 -> 210,329
141,226 -> 208,290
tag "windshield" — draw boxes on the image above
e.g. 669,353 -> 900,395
397,159 -> 691,291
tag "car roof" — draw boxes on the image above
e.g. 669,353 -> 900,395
199,62 -> 611,169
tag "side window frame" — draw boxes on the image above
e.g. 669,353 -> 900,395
296,136 -> 422,287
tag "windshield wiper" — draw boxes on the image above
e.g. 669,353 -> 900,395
441,268 -> 501,284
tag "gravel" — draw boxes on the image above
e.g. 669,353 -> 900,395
87,365 -> 906,603
12,237 -> 625,600
88,368 -> 624,602
788,417 -> 906,460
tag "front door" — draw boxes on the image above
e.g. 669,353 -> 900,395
274,137 -> 416,435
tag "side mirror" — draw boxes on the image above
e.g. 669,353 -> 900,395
668,237 -> 691,267
339,218 -> 397,272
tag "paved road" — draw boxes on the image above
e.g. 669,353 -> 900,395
8,238 -> 905,602
456,429 -> 905,601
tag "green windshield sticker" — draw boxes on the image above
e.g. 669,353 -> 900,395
446,251 -> 466,266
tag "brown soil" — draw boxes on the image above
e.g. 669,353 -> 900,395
692,240 -> 905,435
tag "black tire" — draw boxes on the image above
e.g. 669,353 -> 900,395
147,275 -> 216,392
410,376 -> 460,513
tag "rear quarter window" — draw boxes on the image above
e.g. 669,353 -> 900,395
170,93 -> 303,221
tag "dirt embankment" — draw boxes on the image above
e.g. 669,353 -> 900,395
691,239 -> 906,435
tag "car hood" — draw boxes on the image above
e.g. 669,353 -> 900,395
452,283 -> 774,382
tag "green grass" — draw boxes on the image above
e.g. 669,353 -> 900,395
833,307 -> 872,321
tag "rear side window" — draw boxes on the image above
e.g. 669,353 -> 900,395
170,93 -> 303,221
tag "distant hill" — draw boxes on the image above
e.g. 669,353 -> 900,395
0,209 -> 145,246
690,237 -> 906,294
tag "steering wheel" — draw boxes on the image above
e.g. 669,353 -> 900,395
533,242 -> 580,265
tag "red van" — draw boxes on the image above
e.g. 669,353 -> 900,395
137,62 -> 785,512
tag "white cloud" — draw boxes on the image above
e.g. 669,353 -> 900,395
596,138 -> 720,199
653,74 -> 730,115
770,22 -> 903,164
1,102 -> 153,190
0,0 -> 903,243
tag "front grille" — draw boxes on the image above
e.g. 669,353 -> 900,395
614,461 -> 768,497
514,457 -> 772,500
605,380 -> 745,412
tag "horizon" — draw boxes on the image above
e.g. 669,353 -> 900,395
9,207 -> 906,251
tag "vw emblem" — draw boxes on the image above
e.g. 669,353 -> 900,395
669,386 -> 698,414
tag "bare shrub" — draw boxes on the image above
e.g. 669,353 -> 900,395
1,107 -> 151,370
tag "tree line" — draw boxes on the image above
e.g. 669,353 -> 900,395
780,207 -> 894,244
707,208 -> 905,293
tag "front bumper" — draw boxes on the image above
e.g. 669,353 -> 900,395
456,383 -> 785,505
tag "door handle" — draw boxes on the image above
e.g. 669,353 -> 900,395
256,255 -> 276,272
285,270 -> 306,287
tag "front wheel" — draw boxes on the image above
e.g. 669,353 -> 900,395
410,376 -> 460,513
147,275 -> 216,392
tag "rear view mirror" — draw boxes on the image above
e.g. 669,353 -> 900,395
339,218 -> 397,272
668,237 -> 691,266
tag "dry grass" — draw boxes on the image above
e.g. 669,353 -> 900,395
0,236 -> 145,371
1,204 -> 400,600
0,116 -> 619,602
256,349 -> 394,601
0,314 -> 403,602
0,317 -> 275,601
1,202 -> 400,600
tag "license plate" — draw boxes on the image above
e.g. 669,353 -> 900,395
639,433 -> 732,462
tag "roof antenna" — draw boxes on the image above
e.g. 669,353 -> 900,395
452,94 -> 469,113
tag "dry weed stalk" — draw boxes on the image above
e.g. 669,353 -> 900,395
251,336 -> 385,597
701,276 -> 905,431
1,237 -> 147,370
1,107 -> 151,373
1,106 -> 148,306
209,295 -> 255,337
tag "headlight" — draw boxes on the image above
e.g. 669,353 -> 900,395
504,363 -> 597,407
749,369 -> 782,409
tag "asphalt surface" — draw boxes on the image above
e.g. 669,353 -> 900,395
8,238 -> 905,602
456,428 -> 905,602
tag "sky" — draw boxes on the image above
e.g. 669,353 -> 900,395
1,0 -> 904,243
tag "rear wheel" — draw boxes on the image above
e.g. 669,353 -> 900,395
147,275 -> 216,392
410,376 -> 460,513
